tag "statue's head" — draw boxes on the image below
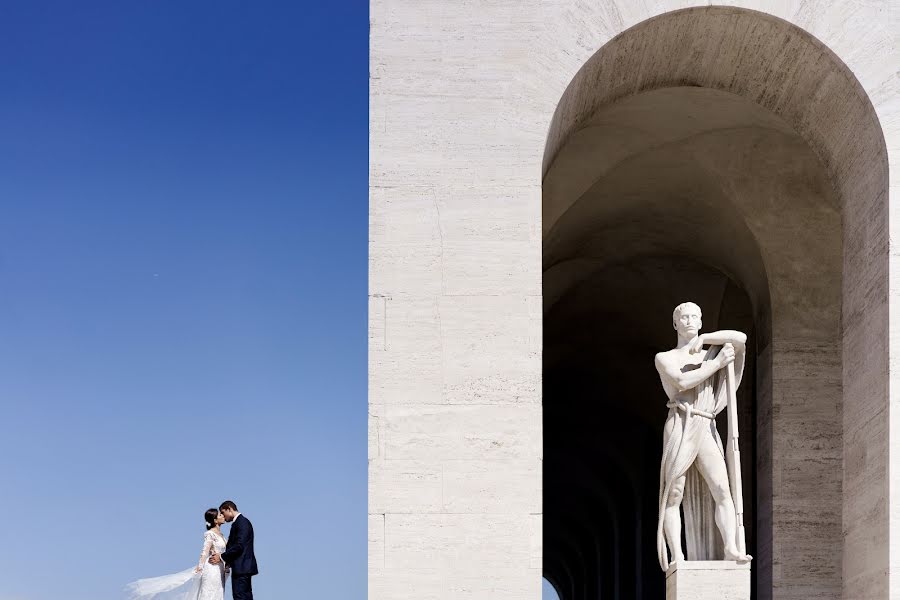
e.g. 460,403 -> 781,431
672,302 -> 702,338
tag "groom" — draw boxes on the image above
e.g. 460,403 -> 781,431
210,500 -> 258,600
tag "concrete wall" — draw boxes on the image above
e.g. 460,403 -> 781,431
370,2 -> 897,598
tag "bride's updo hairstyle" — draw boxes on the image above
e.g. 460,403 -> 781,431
204,508 -> 219,530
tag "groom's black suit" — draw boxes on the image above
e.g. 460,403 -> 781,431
222,514 -> 258,600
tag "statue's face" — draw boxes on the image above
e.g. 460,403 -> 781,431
674,305 -> 702,338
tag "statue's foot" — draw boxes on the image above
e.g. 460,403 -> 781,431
724,550 -> 752,563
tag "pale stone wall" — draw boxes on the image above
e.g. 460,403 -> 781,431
370,2 -> 898,598
368,3 -> 544,591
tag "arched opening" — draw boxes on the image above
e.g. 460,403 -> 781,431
543,86 -> 783,599
542,7 -> 887,599
543,576 -> 563,600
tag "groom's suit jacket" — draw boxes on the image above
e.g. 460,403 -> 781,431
222,514 -> 259,576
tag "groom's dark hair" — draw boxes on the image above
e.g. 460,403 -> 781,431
220,500 -> 238,511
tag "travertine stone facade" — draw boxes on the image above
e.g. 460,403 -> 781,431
370,2 -> 897,599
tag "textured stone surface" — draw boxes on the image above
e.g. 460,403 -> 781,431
370,2 -> 896,599
666,561 -> 751,600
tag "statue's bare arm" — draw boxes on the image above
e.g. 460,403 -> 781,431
655,351 -> 728,394
697,330 -> 746,347
692,330 -> 747,388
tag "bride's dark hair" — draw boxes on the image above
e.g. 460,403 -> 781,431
204,508 -> 219,530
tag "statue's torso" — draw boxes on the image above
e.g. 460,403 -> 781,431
657,347 -> 708,403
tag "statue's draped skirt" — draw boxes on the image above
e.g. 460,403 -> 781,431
656,345 -> 729,570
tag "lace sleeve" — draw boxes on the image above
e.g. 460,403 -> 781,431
197,531 -> 213,571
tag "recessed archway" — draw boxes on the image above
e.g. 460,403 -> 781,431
543,576 -> 562,600
542,7 -> 886,599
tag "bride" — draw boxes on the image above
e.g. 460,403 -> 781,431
126,508 -> 230,600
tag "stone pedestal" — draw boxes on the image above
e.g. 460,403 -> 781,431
665,561 -> 750,600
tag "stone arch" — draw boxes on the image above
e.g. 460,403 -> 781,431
542,6 -> 888,599
368,2 -> 896,599
543,576 -> 564,600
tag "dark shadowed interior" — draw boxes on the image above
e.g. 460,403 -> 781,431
540,86 -> 832,599
543,256 -> 757,599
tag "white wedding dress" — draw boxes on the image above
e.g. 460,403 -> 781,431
197,530 -> 228,600
125,530 -> 230,600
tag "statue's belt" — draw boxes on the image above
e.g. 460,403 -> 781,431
666,400 -> 716,420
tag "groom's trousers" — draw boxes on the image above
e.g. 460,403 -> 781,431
232,574 -> 253,600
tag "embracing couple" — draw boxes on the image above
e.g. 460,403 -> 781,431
198,501 -> 258,600
126,500 -> 258,600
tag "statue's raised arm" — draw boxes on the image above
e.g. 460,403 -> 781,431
655,345 -> 733,394
689,329 -> 747,389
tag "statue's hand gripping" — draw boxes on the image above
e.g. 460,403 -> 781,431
716,343 -> 736,370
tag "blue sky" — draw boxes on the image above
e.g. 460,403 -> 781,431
0,2 -> 366,599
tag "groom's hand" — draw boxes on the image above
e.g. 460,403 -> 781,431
209,553 -> 222,565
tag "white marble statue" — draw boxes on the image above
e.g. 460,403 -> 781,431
655,302 -> 752,570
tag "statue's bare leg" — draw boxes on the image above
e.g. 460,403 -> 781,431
664,474 -> 686,565
695,429 -> 751,561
